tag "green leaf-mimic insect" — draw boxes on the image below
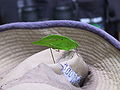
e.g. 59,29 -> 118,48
32,34 -> 79,51
32,34 -> 79,63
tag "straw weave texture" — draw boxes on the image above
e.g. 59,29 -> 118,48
0,27 -> 120,90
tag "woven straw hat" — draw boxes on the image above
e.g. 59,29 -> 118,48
0,20 -> 120,90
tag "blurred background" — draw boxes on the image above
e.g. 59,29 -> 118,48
0,0 -> 120,41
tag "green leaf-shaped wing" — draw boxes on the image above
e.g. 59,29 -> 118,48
32,35 -> 79,50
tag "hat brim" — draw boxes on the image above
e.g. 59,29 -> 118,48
0,20 -> 120,90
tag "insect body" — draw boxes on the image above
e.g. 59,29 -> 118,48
32,34 -> 79,51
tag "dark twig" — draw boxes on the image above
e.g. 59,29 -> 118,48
50,48 -> 55,63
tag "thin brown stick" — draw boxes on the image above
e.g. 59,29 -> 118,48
50,48 -> 55,63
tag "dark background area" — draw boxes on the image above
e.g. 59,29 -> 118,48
0,0 -> 120,41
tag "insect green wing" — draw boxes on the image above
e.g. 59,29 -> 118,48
32,35 -> 79,50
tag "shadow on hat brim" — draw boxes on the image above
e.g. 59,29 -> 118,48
0,20 -> 120,90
